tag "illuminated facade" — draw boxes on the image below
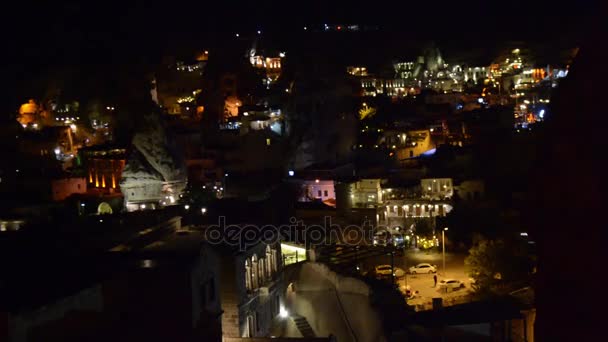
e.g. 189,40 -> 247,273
347,66 -> 369,76
51,177 -> 87,201
348,179 -> 383,208
217,241 -> 284,338
80,145 -> 127,193
395,130 -> 434,159
298,179 -> 336,203
420,178 -> 454,200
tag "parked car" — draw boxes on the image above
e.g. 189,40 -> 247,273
438,279 -> 465,290
408,263 -> 437,274
375,265 -> 405,278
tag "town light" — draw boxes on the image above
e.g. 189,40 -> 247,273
315,179 -> 320,183
279,306 -> 289,318
184,205 -> 190,210
288,170 -> 295,176
201,207 -> 207,214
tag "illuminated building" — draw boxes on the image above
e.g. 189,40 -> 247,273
395,130 -> 434,159
347,66 -> 369,76
79,144 -> 127,193
247,39 -> 283,85
51,177 -> 87,201
297,179 -> 336,205
420,178 -> 454,200
17,99 -> 39,127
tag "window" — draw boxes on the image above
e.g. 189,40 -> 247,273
245,260 -> 252,291
324,190 -> 328,197
318,190 -> 322,197
77,184 -> 81,190
409,151 -> 414,157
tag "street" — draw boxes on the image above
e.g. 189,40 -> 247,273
360,249 -> 473,309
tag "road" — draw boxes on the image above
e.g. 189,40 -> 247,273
359,249 -> 473,309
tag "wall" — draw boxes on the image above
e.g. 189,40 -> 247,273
51,177 -> 86,201
299,180 -> 335,202
7,285 -> 103,342
396,130 -> 433,159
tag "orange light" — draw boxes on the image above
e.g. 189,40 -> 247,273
102,175 -> 106,188
111,173 -> 116,188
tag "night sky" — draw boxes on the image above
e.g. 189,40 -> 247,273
0,0 -> 598,112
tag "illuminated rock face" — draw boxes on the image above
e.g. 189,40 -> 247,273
120,113 -> 187,211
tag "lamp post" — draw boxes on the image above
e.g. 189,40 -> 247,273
442,227 -> 448,277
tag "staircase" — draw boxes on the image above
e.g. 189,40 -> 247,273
292,315 -> 315,337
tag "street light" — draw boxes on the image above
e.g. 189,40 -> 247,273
442,227 -> 448,277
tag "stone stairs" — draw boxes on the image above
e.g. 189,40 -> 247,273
292,314 -> 315,338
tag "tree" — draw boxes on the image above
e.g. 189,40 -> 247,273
465,237 -> 535,297
358,106 -> 377,120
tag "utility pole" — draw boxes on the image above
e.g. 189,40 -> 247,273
442,227 -> 448,277
390,250 -> 395,286
403,242 -> 408,287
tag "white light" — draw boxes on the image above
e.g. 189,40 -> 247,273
80,203 -> 85,207
220,187 -> 223,191
315,179 -> 320,183
99,219 -> 103,223
279,306 -> 289,318
288,170 -> 295,176
477,98 -> 484,103
54,148 -> 61,155
141,204 -> 146,209
184,205 -> 190,210
243,112 -> 249,116
539,109 -> 545,118
279,52 -> 286,58
235,33 -> 239,37
520,232 -> 528,236
257,30 -> 261,34
169,196 -> 175,204
430,128 -> 434,132
225,173 -> 228,177
201,208 -> 207,214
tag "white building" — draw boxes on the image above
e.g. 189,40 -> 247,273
298,179 -> 336,203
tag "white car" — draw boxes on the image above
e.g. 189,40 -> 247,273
438,279 -> 465,290
375,265 -> 405,278
408,263 -> 437,274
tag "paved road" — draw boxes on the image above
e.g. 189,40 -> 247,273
359,249 -> 473,308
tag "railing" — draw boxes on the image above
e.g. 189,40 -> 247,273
331,286 -> 358,342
